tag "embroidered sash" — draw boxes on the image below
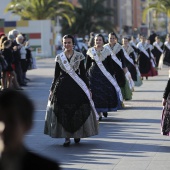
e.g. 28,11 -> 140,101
137,43 -> 150,58
104,45 -> 122,68
91,47 -> 123,102
153,42 -> 163,53
165,42 -> 170,50
59,52 -> 99,120
122,48 -> 135,66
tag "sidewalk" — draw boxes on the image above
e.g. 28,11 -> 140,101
24,58 -> 170,170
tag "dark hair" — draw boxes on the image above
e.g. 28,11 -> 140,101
0,36 -> 8,49
109,32 -> 118,39
140,34 -> 146,38
155,35 -> 160,40
2,40 -> 11,48
122,36 -> 129,41
95,34 -> 105,44
0,89 -> 34,128
63,34 -> 75,45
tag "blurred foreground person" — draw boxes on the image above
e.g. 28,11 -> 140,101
161,78 -> 170,136
0,89 -> 60,170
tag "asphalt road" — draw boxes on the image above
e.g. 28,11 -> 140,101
24,58 -> 170,170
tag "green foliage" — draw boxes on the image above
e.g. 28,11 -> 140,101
61,0 -> 114,36
142,0 -> 170,22
5,0 -> 74,26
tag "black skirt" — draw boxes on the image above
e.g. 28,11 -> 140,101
52,72 -> 91,133
87,63 -> 119,112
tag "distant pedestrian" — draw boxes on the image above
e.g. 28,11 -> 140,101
153,36 -> 164,67
163,34 -> 170,67
149,30 -> 157,45
88,32 -> 95,48
137,35 -> 156,80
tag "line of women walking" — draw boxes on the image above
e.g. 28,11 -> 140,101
44,32 -> 163,147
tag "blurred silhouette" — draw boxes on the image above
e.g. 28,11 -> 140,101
0,89 -> 60,170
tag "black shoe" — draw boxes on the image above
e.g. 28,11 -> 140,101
99,116 -> 102,121
74,138 -> 80,143
63,140 -> 70,147
20,83 -> 27,87
16,88 -> 23,90
25,78 -> 30,81
103,112 -> 108,118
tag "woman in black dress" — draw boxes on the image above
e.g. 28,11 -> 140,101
161,78 -> 170,136
86,34 -> 122,120
104,33 -> 132,101
163,34 -> 170,67
153,36 -> 163,67
122,37 -> 137,82
44,35 -> 98,147
137,35 -> 153,80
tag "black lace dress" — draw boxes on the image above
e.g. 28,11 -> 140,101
123,46 -> 137,81
44,51 -> 98,138
163,42 -> 170,66
86,48 -> 121,113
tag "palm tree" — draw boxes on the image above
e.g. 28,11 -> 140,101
5,0 -> 74,26
62,0 -> 114,35
142,0 -> 170,33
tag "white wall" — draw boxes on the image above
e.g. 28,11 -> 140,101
0,0 -> 20,20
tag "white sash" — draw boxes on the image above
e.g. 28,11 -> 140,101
125,71 -> 134,90
104,45 -> 122,68
122,48 -> 135,66
137,43 -> 150,58
165,42 -> 170,50
153,42 -> 163,53
59,52 -> 99,120
150,52 -> 156,67
130,41 -> 138,49
91,47 -> 123,102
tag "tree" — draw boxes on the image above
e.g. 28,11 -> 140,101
62,0 -> 114,36
142,0 -> 170,33
5,0 -> 74,26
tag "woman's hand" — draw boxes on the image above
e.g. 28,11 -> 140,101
13,46 -> 17,51
123,67 -> 128,74
162,98 -> 167,106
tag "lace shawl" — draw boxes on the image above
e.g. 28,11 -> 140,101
87,47 -> 110,61
104,43 -> 122,55
137,42 -> 150,50
153,41 -> 163,48
55,50 -> 85,72
122,45 -> 134,55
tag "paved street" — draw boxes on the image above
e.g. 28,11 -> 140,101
23,57 -> 170,170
